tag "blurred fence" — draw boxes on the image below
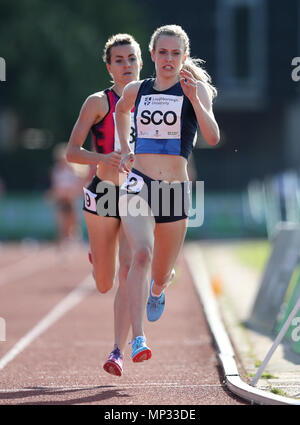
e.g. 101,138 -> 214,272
2,169 -> 300,242
0,194 -> 86,241
245,169 -> 300,357
247,169 -> 300,239
0,189 -> 268,242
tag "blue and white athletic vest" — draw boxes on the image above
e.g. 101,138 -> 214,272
134,78 -> 197,160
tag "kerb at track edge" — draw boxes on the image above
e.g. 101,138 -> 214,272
184,243 -> 300,406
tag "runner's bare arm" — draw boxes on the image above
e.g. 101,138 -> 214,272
180,69 -> 220,146
193,81 -> 219,146
115,81 -> 141,172
66,93 -> 120,168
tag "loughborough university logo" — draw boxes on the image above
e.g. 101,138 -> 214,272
144,96 -> 152,106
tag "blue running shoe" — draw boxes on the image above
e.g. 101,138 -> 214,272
147,278 -> 165,322
130,336 -> 152,362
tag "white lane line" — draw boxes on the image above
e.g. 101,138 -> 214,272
0,384 -> 223,393
0,274 -> 95,371
0,253 -> 30,269
0,254 -> 35,277
0,248 -> 56,288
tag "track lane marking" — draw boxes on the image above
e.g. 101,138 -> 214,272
0,274 -> 95,371
0,247 -> 57,288
0,384 -> 224,393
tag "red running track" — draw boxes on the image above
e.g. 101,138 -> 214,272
0,242 -> 248,405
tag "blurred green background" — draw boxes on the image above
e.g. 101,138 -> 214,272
1,0 -> 300,241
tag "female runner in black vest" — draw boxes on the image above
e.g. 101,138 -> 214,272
115,25 -> 220,362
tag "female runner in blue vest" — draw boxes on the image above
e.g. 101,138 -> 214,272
66,34 -> 142,376
115,25 -> 220,361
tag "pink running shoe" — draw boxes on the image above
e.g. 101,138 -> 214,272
103,346 -> 123,377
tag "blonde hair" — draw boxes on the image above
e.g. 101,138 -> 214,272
149,24 -> 217,100
103,33 -> 141,64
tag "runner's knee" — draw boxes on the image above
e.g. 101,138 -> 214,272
93,270 -> 113,294
119,260 -> 130,284
133,245 -> 153,268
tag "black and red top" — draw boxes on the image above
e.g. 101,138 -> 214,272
90,88 -> 135,154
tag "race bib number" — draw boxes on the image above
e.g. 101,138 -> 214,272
83,187 -> 97,212
113,112 -> 135,151
121,171 -> 144,193
136,94 -> 183,139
